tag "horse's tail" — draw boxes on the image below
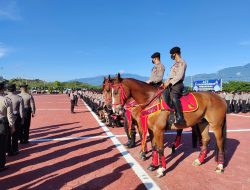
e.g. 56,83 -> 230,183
191,124 -> 199,148
222,117 -> 227,157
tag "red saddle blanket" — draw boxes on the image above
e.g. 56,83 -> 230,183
161,93 -> 198,112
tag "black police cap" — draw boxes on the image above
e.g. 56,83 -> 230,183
0,81 -> 5,90
151,52 -> 161,58
170,47 -> 181,54
20,83 -> 28,88
7,83 -> 16,91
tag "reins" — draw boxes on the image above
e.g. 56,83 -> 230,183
111,81 -> 165,110
139,88 -> 165,109
111,83 -> 128,106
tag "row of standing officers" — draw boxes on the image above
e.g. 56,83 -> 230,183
0,82 -> 35,172
220,91 -> 250,113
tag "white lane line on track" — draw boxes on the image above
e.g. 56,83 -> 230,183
37,109 -> 88,111
82,100 -> 161,190
30,136 -> 109,142
30,128 -> 250,142
101,129 -> 250,137
35,102 -> 69,103
229,114 -> 250,118
164,129 -> 250,134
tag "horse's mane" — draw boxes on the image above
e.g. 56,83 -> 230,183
123,78 -> 157,92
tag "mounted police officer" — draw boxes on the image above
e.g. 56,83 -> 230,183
0,82 -> 15,171
6,83 -> 24,155
147,52 -> 165,88
162,47 -> 187,125
19,83 -> 36,144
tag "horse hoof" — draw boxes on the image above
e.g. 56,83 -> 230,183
140,155 -> 146,161
215,164 -> 224,173
147,164 -> 158,171
171,146 -> 176,154
193,159 -> 201,166
156,167 -> 166,178
140,152 -> 147,161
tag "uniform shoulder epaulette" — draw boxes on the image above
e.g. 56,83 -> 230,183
5,96 -> 13,105
18,95 -> 23,100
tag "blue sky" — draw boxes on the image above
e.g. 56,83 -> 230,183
0,0 -> 250,81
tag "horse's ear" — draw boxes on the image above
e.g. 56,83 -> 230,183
117,73 -> 121,80
104,76 -> 106,80
108,75 -> 111,81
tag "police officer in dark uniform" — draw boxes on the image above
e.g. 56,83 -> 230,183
233,91 -> 240,113
70,90 -> 75,113
6,84 -> 24,155
19,83 -> 36,144
0,82 -> 15,171
147,52 -> 165,88
162,47 -> 187,125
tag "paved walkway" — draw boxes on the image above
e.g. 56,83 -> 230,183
0,95 -> 147,190
0,94 -> 250,190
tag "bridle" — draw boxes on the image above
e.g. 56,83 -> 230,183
111,82 -> 128,107
111,80 -> 165,110
102,82 -> 112,103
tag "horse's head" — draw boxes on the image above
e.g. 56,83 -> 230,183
102,75 -> 113,110
111,73 -> 130,115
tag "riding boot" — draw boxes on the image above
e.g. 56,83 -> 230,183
162,89 -> 170,106
124,132 -> 132,147
127,132 -> 136,148
172,96 -> 186,125
124,114 -> 131,146
124,138 -> 132,146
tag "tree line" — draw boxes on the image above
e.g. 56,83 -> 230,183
222,81 -> 250,92
8,78 -> 101,93
6,78 -> 250,93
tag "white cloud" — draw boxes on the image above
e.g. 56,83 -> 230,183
0,43 -> 8,58
239,41 -> 250,46
236,72 -> 241,76
0,1 -> 22,21
119,70 -> 125,74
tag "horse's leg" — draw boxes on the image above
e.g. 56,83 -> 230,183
147,129 -> 158,171
127,123 -> 136,148
154,127 -> 167,178
171,129 -> 183,154
123,116 -> 132,147
136,123 -> 148,161
139,127 -> 151,161
131,109 -> 148,160
212,119 -> 226,173
193,121 -> 210,166
136,119 -> 148,160
139,134 -> 147,161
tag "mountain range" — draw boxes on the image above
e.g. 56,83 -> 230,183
70,63 -> 250,86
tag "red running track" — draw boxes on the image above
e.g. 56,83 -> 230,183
0,94 -> 249,190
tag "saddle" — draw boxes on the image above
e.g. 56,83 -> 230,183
139,90 -> 199,150
161,92 -> 198,112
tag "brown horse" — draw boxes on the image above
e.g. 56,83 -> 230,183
102,76 -> 113,109
103,76 -> 203,160
102,77 -> 149,156
111,73 -> 227,177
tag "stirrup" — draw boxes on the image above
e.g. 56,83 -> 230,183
174,118 -> 186,125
